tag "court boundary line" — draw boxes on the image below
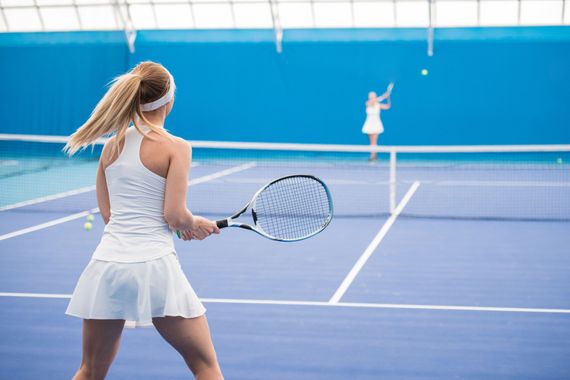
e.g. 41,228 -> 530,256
0,292 -> 568,314
0,186 -> 96,211
0,208 -> 99,241
421,180 -> 570,188
0,163 -> 257,241
188,162 -> 256,186
328,181 -> 421,304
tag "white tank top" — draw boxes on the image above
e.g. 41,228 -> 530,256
366,103 -> 381,117
92,127 -> 175,263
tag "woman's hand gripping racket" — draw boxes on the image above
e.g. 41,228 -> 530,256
179,175 -> 333,242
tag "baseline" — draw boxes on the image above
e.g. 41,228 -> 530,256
0,292 -> 568,314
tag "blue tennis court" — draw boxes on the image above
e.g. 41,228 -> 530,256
1,147 -> 570,379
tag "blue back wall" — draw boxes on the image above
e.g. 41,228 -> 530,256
1,27 -> 569,145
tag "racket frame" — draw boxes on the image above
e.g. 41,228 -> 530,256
216,174 -> 333,242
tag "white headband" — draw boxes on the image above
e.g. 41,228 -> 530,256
140,74 -> 176,112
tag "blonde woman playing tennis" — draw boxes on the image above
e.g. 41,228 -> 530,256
65,61 -> 223,380
362,87 -> 392,161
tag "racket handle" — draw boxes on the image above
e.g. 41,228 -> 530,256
176,219 -> 225,238
216,219 -> 229,228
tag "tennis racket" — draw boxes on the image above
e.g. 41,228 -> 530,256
179,175 -> 333,242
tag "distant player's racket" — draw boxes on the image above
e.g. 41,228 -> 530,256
179,175 -> 333,242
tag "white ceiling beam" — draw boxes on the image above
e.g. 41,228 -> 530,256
33,0 -> 45,31
0,5 -> 9,32
269,0 -> 283,53
186,0 -> 196,28
427,0 -> 434,56
112,0 -> 136,53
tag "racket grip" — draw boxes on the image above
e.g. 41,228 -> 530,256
216,219 -> 229,228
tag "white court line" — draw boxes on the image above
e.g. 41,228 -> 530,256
0,186 -> 96,211
420,180 -> 570,188
0,163 -> 257,242
188,162 -> 256,186
0,292 -> 71,299
328,181 -> 421,304
0,208 -> 99,241
215,177 -> 389,186
0,292 -> 568,314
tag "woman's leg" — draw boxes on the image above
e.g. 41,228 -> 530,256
73,319 -> 125,380
368,134 -> 378,160
153,315 -> 223,380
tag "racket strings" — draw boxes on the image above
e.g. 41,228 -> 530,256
257,182 -> 325,239
254,176 -> 332,240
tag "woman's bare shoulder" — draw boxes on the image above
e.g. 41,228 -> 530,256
157,132 -> 190,155
100,135 -> 120,167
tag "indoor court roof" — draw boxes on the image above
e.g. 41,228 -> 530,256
0,0 -> 568,33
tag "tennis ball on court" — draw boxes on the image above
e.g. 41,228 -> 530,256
86,214 -> 94,222
421,69 -> 428,76
556,158 -> 563,164
83,222 -> 92,231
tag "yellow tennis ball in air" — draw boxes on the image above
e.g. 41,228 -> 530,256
86,214 -> 94,222
421,69 -> 428,76
84,222 -> 93,231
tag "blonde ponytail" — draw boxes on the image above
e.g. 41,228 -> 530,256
65,61 -> 172,156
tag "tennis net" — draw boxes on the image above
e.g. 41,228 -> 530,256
1,133 -> 569,222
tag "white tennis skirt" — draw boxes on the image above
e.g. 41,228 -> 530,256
66,253 -> 206,328
361,117 -> 384,135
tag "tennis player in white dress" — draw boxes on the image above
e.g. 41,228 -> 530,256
64,61 -> 223,380
362,90 -> 392,161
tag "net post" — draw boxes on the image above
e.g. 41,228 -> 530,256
389,150 -> 397,214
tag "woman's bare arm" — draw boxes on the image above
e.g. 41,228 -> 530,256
379,97 -> 391,110
163,139 -> 195,230
96,143 -> 112,224
163,138 -> 220,240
